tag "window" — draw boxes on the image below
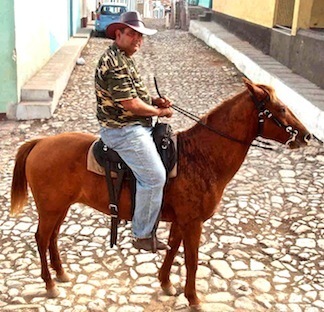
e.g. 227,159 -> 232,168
101,5 -> 126,15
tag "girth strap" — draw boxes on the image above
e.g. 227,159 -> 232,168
103,161 -> 125,247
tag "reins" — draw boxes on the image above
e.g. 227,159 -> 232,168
154,77 -> 275,150
170,100 -> 249,146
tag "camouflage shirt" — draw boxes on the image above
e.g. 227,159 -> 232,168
95,43 -> 153,128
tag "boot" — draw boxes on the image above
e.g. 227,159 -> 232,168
133,237 -> 170,252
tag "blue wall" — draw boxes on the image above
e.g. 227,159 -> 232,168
72,0 -> 82,35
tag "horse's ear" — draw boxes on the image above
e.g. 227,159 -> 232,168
243,78 -> 263,99
243,77 -> 255,93
242,77 -> 252,84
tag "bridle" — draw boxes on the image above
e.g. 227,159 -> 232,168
249,88 -> 299,146
154,78 -> 300,149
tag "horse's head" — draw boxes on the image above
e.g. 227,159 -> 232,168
244,78 -> 312,149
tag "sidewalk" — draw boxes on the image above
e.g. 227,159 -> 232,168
16,26 -> 94,120
189,20 -> 324,141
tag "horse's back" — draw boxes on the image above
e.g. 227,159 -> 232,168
26,132 -> 95,167
35,132 -> 95,149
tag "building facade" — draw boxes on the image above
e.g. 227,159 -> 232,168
210,0 -> 324,89
0,0 -> 86,118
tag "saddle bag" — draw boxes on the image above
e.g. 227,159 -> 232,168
152,121 -> 177,174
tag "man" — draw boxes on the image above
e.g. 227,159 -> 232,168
95,11 -> 173,252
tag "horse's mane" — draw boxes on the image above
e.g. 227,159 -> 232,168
195,87 -> 250,127
178,82 -> 277,146
200,83 -> 278,123
256,83 -> 278,102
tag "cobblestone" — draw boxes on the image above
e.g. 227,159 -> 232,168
0,19 -> 323,311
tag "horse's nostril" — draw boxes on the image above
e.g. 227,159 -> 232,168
304,133 -> 312,143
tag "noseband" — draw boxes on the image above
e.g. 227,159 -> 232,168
249,89 -> 299,146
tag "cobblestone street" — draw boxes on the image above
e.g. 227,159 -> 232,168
0,19 -> 323,312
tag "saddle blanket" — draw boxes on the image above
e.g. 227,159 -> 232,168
87,137 -> 178,178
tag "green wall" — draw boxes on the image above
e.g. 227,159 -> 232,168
0,0 -> 18,113
198,0 -> 212,9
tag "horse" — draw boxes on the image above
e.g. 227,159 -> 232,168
10,79 -> 312,309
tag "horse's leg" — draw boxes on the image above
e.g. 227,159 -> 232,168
182,219 -> 203,308
35,212 -> 62,298
48,209 -> 71,283
159,222 -> 182,296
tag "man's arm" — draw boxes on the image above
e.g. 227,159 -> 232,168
121,97 -> 173,118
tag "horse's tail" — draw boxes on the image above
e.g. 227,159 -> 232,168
10,138 -> 41,216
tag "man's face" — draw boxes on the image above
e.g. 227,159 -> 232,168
115,27 -> 143,56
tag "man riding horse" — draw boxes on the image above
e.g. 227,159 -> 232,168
95,11 -> 173,252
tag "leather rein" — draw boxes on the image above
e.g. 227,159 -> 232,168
154,77 -> 300,150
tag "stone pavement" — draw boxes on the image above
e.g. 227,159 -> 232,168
0,19 -> 324,312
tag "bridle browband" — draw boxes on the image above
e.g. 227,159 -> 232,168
154,77 -> 299,149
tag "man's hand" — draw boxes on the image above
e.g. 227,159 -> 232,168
153,96 -> 172,108
158,107 -> 173,118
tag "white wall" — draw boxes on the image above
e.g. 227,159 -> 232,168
14,0 -> 88,101
48,0 -> 70,54
15,0 -> 51,93
127,0 -> 136,11
87,0 -> 97,20
144,0 -> 153,17
14,0 -> 71,98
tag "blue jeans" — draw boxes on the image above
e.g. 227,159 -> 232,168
100,125 -> 166,239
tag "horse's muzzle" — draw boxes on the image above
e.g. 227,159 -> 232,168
287,132 -> 312,149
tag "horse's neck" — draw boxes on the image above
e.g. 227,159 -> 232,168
207,90 -> 258,144
179,91 -> 257,185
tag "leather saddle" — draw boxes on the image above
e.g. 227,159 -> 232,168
92,123 -> 177,249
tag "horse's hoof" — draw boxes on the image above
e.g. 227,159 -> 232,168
47,286 -> 60,298
161,284 -> 177,296
57,272 -> 71,283
189,304 -> 203,311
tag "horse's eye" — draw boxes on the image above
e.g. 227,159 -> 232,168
279,106 -> 286,114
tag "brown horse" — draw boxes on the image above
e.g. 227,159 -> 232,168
11,79 -> 311,308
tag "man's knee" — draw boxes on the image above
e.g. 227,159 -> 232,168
150,166 -> 166,188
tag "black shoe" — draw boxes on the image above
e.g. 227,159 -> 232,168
133,238 -> 171,251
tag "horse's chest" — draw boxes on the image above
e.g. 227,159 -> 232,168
165,183 -> 221,223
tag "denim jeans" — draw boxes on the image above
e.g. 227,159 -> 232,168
100,125 -> 166,239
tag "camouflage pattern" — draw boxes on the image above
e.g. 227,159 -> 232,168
95,43 -> 153,128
